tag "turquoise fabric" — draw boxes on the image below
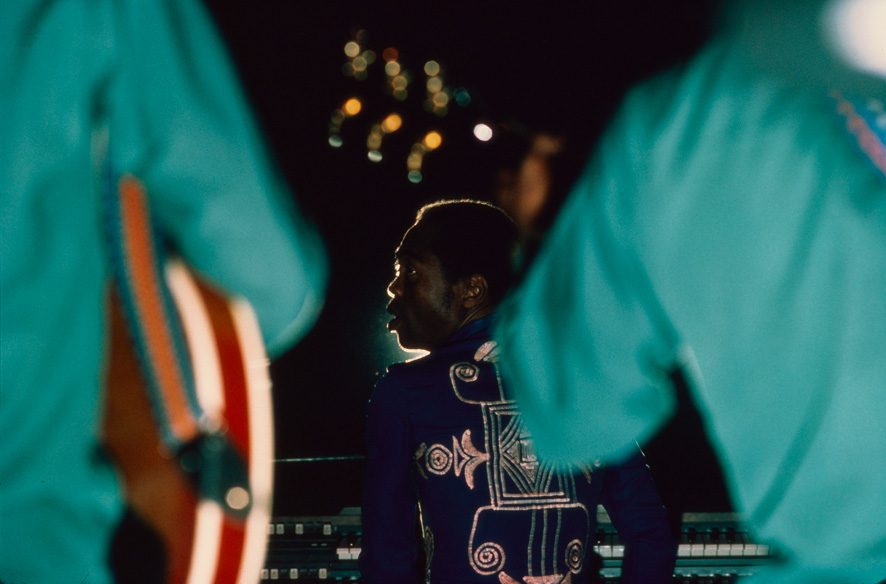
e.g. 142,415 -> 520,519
1,2 -> 327,583
497,35 -> 886,583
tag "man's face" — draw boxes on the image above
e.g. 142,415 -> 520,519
386,229 -> 464,352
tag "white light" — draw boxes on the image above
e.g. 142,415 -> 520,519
825,0 -> 886,78
473,123 -> 494,142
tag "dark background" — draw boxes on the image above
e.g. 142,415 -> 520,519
203,1 -> 733,519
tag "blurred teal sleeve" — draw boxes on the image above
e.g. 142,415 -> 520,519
497,29 -> 886,583
109,0 -> 327,356
1,2 -> 326,583
495,105 -> 679,467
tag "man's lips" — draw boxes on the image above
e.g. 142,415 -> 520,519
386,305 -> 401,330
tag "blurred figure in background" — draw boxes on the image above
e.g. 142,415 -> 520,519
494,0 -> 886,582
0,2 -> 327,583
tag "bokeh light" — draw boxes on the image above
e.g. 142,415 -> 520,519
423,131 -> 442,150
385,61 -> 401,76
343,98 -> 362,116
383,47 -> 399,62
424,60 -> 441,76
392,75 -> 409,90
473,123 -> 494,142
381,114 -> 403,133
454,88 -> 472,107
344,41 -> 360,58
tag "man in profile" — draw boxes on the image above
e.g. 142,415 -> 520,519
359,200 -> 675,584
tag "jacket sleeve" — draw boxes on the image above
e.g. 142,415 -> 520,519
359,374 -> 421,584
109,0 -> 327,356
599,447 -> 676,584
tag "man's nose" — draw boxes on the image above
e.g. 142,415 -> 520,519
387,275 -> 402,297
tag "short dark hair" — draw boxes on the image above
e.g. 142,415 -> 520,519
408,200 -> 519,306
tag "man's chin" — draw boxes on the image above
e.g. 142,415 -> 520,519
392,330 -> 428,353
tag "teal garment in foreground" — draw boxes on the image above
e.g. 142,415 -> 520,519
497,36 -> 886,583
0,2 -> 327,583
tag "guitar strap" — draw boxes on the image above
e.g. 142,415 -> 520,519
103,171 -> 206,449
102,167 -> 251,520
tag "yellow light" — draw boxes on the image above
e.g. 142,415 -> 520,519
367,126 -> 383,150
424,60 -> 441,76
423,131 -> 442,150
473,123 -> 494,142
384,61 -> 401,77
344,42 -> 360,58
392,75 -> 409,90
426,77 -> 443,93
381,114 -> 403,133
353,56 -> 368,71
343,98 -> 362,116
432,92 -> 449,106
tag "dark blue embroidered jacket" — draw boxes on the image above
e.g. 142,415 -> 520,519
360,317 -> 676,584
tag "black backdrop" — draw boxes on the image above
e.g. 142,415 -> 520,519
203,0 -> 733,519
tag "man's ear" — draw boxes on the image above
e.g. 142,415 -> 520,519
461,274 -> 489,309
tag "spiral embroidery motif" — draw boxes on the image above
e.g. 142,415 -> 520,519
453,362 -> 479,382
426,444 -> 453,475
472,542 -> 505,574
565,539 -> 584,573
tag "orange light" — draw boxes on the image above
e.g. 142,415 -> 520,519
343,98 -> 362,116
383,47 -> 399,62
381,114 -> 403,133
423,131 -> 442,150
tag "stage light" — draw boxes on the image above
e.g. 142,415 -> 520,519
473,123 -> 493,142
385,61 -> 401,76
344,42 -> 360,58
382,114 -> 403,133
343,98 -> 362,116
392,75 -> 408,90
454,88 -> 472,107
423,131 -> 442,150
